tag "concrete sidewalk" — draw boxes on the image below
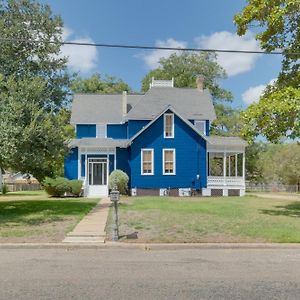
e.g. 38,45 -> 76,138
63,197 -> 110,244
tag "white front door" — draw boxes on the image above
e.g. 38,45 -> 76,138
87,158 -> 108,197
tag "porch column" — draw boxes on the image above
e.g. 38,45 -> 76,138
85,149 -> 88,183
235,154 -> 238,177
242,152 -> 245,180
228,155 -> 231,177
223,152 -> 227,185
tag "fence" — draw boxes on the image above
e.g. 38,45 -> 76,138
246,182 -> 299,193
5,183 -> 42,192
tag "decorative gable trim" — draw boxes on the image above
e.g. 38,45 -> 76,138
128,105 -> 210,145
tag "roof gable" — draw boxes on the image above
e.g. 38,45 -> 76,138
129,106 -> 209,144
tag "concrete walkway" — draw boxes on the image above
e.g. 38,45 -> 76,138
63,197 -> 110,244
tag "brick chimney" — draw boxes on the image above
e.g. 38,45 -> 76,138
196,75 -> 205,91
122,91 -> 127,116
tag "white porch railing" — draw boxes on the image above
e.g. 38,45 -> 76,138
207,176 -> 245,187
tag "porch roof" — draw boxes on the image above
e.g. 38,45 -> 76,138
69,138 -> 129,149
206,136 -> 247,153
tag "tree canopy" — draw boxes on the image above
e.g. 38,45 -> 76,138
234,0 -> 300,142
0,0 -> 72,181
71,73 -> 132,94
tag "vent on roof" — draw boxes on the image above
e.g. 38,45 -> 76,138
150,77 -> 174,88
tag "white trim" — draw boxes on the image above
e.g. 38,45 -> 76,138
141,148 -> 154,175
78,148 -> 81,179
114,148 -> 117,171
162,148 -> 176,175
87,156 -> 108,186
163,113 -> 174,138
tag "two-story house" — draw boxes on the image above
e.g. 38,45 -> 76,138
65,77 -> 247,197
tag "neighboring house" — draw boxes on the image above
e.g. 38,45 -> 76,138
65,77 -> 247,197
3,171 -> 38,184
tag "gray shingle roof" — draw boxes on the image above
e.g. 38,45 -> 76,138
70,94 -> 142,124
69,138 -> 129,148
207,136 -> 248,147
126,87 -> 216,121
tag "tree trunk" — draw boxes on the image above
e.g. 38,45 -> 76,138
0,168 -> 2,193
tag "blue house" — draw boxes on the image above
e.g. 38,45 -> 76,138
65,77 -> 247,197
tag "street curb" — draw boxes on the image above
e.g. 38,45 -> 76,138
1,242 -> 300,250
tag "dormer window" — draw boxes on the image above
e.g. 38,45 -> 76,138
164,113 -> 174,138
195,120 -> 206,135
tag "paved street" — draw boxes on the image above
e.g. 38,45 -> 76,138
1,247 -> 300,299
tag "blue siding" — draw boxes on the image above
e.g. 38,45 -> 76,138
64,148 -> 78,179
107,124 -> 127,139
116,147 -> 131,188
128,120 -> 150,138
76,124 -> 96,138
130,112 -> 207,189
80,154 -> 114,177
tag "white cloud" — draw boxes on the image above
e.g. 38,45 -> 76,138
196,31 -> 261,76
61,27 -> 98,73
141,38 -> 187,69
242,79 -> 277,105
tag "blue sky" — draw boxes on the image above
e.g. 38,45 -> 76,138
42,0 -> 282,108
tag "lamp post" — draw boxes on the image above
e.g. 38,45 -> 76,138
110,187 -> 120,241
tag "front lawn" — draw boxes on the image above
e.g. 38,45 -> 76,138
106,195 -> 300,243
0,191 -> 99,242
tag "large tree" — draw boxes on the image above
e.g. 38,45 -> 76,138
0,0 -> 72,183
71,73 -> 132,94
234,0 -> 300,142
141,52 -> 241,135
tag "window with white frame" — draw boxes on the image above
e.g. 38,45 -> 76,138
194,120 -> 206,135
164,113 -> 174,138
163,149 -> 176,175
96,124 -> 107,138
141,149 -> 154,175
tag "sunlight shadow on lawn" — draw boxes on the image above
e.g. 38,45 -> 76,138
261,202 -> 300,217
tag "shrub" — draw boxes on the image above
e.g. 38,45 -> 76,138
1,184 -> 8,195
42,177 -> 83,197
43,177 -> 71,197
68,180 -> 83,197
109,169 -> 129,195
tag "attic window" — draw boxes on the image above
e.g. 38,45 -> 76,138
164,113 -> 174,138
195,120 -> 206,135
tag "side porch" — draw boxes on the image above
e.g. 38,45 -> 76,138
203,136 -> 247,197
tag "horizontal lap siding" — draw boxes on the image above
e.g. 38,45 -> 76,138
128,120 -> 150,138
76,124 -> 96,138
64,148 -> 78,179
130,113 -> 207,189
107,124 -> 127,139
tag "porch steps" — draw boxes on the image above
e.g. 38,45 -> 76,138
62,197 -> 111,244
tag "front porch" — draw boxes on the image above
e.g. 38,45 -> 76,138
203,136 -> 247,197
69,138 -> 129,197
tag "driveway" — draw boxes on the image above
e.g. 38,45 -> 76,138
1,247 -> 300,299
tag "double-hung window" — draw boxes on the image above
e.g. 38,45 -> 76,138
163,149 -> 176,175
164,113 -> 174,138
141,149 -> 154,175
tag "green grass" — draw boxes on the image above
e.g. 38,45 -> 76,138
0,192 -> 99,242
107,195 -> 300,243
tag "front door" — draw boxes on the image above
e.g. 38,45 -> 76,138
87,158 -> 108,196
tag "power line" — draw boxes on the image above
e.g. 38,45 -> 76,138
0,37 -> 298,55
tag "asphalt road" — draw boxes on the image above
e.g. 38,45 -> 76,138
1,247 -> 300,300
